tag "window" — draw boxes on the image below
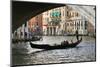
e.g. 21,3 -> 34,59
84,21 -> 87,30
76,12 -> 79,17
81,21 -> 83,26
67,12 -> 69,17
67,23 -> 69,26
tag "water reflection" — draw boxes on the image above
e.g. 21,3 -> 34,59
12,36 -> 96,66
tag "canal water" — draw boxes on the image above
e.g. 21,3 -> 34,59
12,36 -> 96,66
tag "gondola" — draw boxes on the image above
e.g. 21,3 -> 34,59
30,38 -> 82,50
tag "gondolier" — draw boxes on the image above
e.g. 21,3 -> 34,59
75,30 -> 79,40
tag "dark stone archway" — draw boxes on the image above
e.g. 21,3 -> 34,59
12,1 -> 65,32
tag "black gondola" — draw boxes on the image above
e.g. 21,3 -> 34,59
30,38 -> 82,50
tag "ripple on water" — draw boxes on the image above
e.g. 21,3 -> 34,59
12,36 -> 96,65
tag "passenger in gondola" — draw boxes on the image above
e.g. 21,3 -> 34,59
63,41 -> 66,45
65,40 -> 69,45
71,40 -> 73,44
39,36 -> 43,41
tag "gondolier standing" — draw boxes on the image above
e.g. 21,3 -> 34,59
75,30 -> 79,40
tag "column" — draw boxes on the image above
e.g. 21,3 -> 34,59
50,27 -> 52,35
53,27 -> 56,35
21,24 -> 24,39
83,19 -> 85,35
26,21 -> 29,39
74,21 -> 76,33
47,27 -> 50,35
52,27 -> 54,35
47,27 -> 49,35
55,26 -> 57,35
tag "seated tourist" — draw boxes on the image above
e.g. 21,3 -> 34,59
65,40 -> 69,45
71,40 -> 73,44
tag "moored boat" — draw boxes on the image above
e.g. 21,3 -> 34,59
12,36 -> 42,43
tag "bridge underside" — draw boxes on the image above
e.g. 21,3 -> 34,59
12,1 -> 65,32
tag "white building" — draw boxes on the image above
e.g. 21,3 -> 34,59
13,21 -> 30,40
43,7 -> 62,35
42,5 -> 88,35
